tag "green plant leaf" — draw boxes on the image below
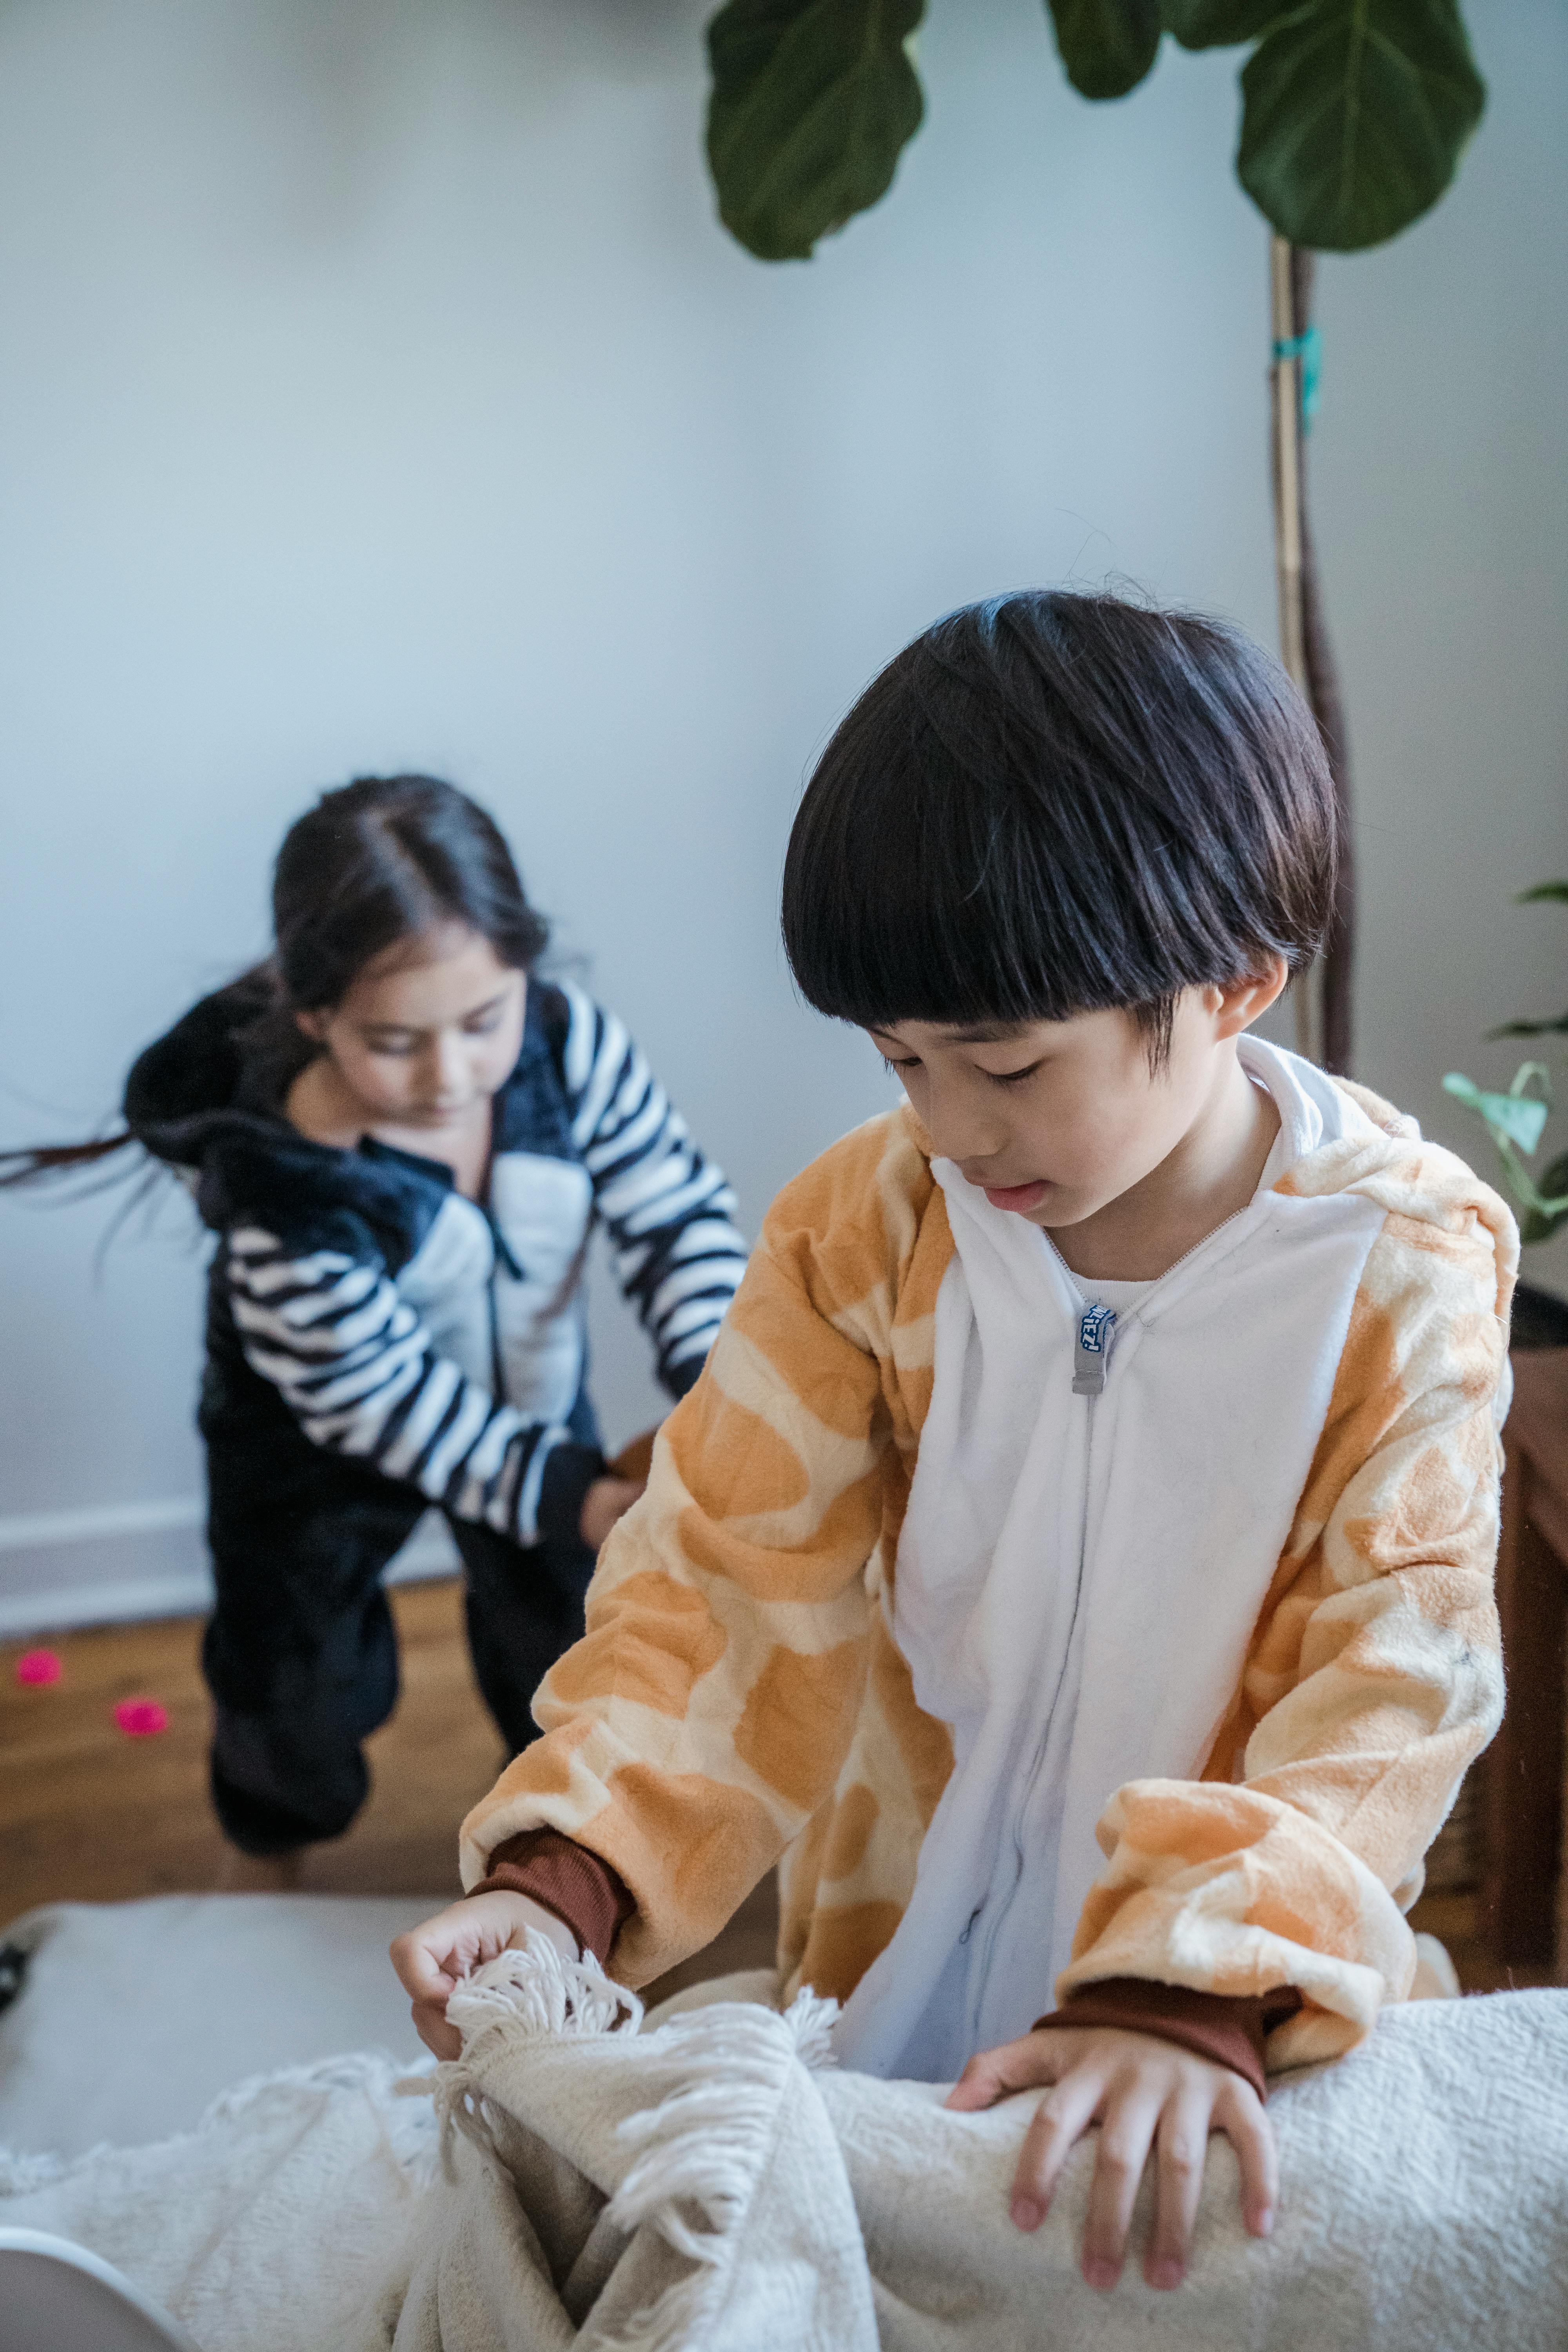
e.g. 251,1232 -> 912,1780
1238,0 -> 1486,252
1047,0 -> 1163,97
1160,0 -> 1292,49
706,0 -> 926,262
1443,1072 -> 1550,1155
1518,879 -> 1568,905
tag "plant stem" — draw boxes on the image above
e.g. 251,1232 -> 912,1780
1270,238 -> 1355,1075
1270,237 -> 1307,690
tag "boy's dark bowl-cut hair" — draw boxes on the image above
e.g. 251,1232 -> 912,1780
781,590 -> 1335,1063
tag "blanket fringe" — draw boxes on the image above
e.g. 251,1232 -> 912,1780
435,1931 -> 644,2181
782,1987 -> 839,2073
447,1930 -> 641,2047
597,1991 -> 840,2352
435,1938 -> 843,2352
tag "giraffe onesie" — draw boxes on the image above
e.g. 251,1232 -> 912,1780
460,1038 -> 1514,2082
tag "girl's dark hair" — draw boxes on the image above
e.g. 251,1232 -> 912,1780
781,590 -> 1335,1067
241,773 -> 548,1098
2,773 -> 547,1186
272,771 -> 546,1008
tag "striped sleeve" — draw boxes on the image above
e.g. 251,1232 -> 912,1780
224,1224 -> 586,1546
559,982 -> 748,1397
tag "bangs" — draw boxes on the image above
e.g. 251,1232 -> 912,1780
782,700 -> 1177,1031
781,594 -> 1334,1035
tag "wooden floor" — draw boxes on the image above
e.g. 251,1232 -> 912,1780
0,1580 -> 778,2001
0,1583 -> 1543,2001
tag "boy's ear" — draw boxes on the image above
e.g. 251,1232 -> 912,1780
295,1008 -> 328,1044
1213,958 -> 1289,1039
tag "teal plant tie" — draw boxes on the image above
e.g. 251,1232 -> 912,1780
1272,323 -> 1321,431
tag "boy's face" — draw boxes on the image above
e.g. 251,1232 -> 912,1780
867,969 -> 1285,1232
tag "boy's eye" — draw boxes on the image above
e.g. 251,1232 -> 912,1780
880,1053 -> 922,1077
986,1060 -> 1044,1087
463,1013 -> 504,1036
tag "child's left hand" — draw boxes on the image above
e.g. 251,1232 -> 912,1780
944,2023 -> 1276,2291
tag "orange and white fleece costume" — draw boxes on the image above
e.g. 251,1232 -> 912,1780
461,1038 -> 1514,2085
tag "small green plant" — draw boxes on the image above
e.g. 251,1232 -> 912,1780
1444,883 -> 1568,1244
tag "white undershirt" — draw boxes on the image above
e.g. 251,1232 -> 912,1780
1071,1272 -> 1154,1312
1059,1079 -> 1292,1314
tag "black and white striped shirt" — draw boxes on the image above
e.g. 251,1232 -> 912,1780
207,979 -> 747,1545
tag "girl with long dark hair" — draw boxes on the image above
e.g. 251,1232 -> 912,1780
4,774 -> 748,1885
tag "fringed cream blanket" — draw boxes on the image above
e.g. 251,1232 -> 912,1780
5,1936 -> 1568,2352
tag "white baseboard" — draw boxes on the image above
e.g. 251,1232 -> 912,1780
0,1566 -> 211,1639
0,1499 -> 459,1640
0,1495 -> 205,1554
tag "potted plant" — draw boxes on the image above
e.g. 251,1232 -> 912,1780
699,0 -> 1490,1079
1445,882 -> 1568,1347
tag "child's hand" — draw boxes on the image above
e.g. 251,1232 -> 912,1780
579,1474 -> 646,1550
390,1892 -> 578,2060
944,2024 -> 1276,2291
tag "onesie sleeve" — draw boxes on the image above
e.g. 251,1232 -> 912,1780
470,1828 -> 634,1961
454,1144 -> 904,1989
224,1223 -> 601,1555
1055,1191 -> 1514,2075
558,982 -> 750,1399
1033,1979 -> 1301,2100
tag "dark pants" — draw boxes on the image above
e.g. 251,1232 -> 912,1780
201,1425 -> 597,1856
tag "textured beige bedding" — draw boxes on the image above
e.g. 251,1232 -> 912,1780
5,1935 -> 1567,2352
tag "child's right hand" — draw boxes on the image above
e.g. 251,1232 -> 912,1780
390,1891 -> 578,2059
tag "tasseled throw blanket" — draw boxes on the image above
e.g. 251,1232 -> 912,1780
5,1936 -> 1568,2351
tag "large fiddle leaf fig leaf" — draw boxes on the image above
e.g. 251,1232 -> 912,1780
1160,0 -> 1287,46
1046,0 -> 1163,99
1238,0 -> 1485,250
706,0 -> 926,261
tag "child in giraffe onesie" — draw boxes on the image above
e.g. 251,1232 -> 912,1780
394,591 -> 1513,2295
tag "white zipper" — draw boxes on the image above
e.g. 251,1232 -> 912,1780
963,1195 -> 1262,2041
1060,1193 -> 1258,1343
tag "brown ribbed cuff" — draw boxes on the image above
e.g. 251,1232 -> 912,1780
1033,1978 -> 1304,2102
468,1828 -> 635,1966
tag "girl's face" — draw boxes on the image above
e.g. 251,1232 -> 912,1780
867,967 -> 1285,1232
297,924 -> 527,1130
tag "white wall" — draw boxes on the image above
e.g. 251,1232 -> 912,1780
1,0 -> 1564,1630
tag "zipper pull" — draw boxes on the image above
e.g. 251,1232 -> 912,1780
1072,1303 -> 1117,1396
485,1208 -> 526,1283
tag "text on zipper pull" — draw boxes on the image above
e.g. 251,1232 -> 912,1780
1073,1303 -> 1117,1396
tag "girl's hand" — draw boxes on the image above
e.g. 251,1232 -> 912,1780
944,2024 -> 1276,2291
390,1891 -> 578,2060
579,1474 -> 646,1551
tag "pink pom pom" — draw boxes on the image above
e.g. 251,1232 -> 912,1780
113,1697 -> 169,1738
15,1649 -> 62,1687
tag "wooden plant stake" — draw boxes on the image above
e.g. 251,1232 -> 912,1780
1270,236 -> 1355,1075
